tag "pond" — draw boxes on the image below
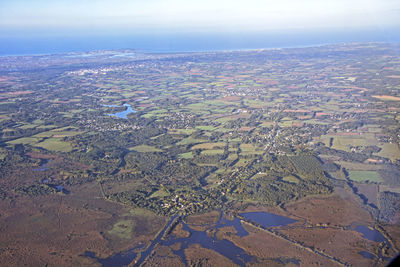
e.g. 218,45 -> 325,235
83,244 -> 144,267
240,211 -> 297,228
354,225 -> 388,244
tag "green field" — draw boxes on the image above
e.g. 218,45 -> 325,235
34,138 -> 74,152
107,220 -> 134,239
150,188 -> 170,198
168,128 -> 196,135
240,143 -> 263,155
33,130 -> 82,138
7,137 -> 40,145
282,175 -> 300,184
376,143 -> 400,161
178,152 -> 194,159
129,145 -> 163,153
327,136 -> 368,152
191,142 -> 226,150
348,170 -> 382,183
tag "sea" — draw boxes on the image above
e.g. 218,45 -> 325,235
0,29 -> 399,56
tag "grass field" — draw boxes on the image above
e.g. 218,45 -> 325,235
244,99 -> 267,109
260,121 -> 274,127
34,138 -> 74,152
107,220 -> 133,239
282,175 -> 300,184
331,136 -> 367,152
7,137 -> 40,145
178,152 -> 194,159
150,188 -> 170,198
348,170 -> 383,183
240,143 -> 263,155
33,130 -> 82,138
141,108 -> 168,118
168,129 -> 196,135
191,142 -> 225,150
376,143 -> 400,161
234,158 -> 251,168
226,153 -> 238,161
215,116 -> 235,123
213,127 -> 233,133
19,123 -> 38,129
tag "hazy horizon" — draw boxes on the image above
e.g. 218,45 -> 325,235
1,0 -> 399,55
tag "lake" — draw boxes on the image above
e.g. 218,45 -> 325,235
240,211 -> 297,228
107,104 -> 136,119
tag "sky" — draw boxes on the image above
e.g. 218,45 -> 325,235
0,0 -> 399,36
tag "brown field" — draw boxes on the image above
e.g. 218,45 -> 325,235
171,223 -> 190,238
26,152 -> 57,159
355,183 -> 379,206
142,245 -> 184,266
185,210 -> 220,231
0,90 -> 34,96
219,224 -> 335,266
337,161 -> 384,171
0,180 -> 167,266
185,244 -> 238,267
284,192 -> 373,226
238,126 -> 254,132
379,185 -> 400,194
278,227 -> 385,267
284,109 -> 311,113
237,204 -> 295,219
382,225 -> 400,250
372,95 -> 400,101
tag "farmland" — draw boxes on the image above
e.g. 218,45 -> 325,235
0,43 -> 400,266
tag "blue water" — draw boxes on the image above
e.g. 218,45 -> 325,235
1,29 -> 399,56
240,212 -> 297,228
163,222 -> 253,267
135,214 -> 180,266
101,104 -> 120,108
108,104 -> 136,119
216,215 -> 248,237
162,213 -> 253,267
83,244 -> 144,267
354,225 -> 387,243
85,212 -> 253,267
